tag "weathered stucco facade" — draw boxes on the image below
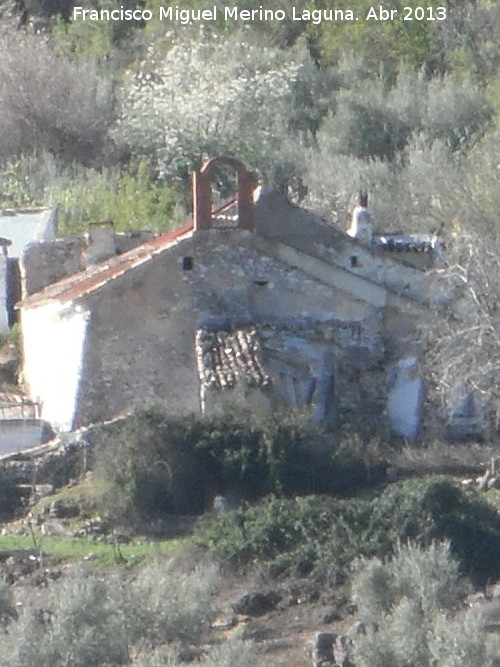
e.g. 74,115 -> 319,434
19,158 -> 447,436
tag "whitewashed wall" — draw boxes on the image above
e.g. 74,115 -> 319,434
21,301 -> 89,431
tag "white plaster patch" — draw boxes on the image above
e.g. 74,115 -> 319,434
387,356 -> 422,439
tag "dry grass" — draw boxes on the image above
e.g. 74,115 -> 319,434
392,440 -> 494,478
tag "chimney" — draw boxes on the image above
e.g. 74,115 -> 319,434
358,191 -> 368,208
86,221 -> 116,265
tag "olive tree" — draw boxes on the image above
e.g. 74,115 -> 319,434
0,34 -> 115,164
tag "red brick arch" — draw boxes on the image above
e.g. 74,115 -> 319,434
193,156 -> 256,231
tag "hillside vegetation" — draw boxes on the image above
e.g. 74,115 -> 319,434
1,0 -> 499,237
1,411 -> 500,664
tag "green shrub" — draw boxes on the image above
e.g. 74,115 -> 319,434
351,541 -> 463,621
0,567 -> 129,667
428,611 -> 500,667
125,559 -> 218,646
52,0 -> 145,63
51,160 -> 178,235
351,542 -> 497,667
196,477 -> 500,584
130,635 -> 264,667
96,410 -> 208,520
192,411 -> 320,498
370,477 -> 500,585
0,559 -> 219,667
194,494 -> 373,572
95,408 -> 381,522
0,155 -> 181,236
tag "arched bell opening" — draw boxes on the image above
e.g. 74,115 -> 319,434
193,156 -> 256,232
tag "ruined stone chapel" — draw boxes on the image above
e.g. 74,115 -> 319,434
8,157 -> 465,440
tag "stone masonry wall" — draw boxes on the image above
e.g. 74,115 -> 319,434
70,229 -> 387,430
21,237 -> 87,297
21,230 -> 155,297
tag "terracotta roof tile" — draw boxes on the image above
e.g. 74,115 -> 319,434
196,328 -> 271,391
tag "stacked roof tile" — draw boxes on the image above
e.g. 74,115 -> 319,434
195,328 -> 271,391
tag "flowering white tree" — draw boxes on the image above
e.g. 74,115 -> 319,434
115,31 -> 305,183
